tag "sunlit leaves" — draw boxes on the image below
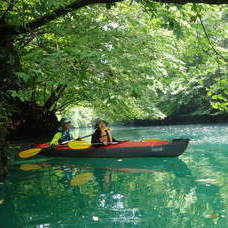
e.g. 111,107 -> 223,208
208,76 -> 228,111
1,0 -> 73,25
3,0 -> 227,121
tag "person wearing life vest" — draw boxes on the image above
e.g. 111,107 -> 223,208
50,118 -> 76,146
91,119 -> 119,146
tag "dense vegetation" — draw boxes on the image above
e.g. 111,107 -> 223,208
0,0 -> 227,139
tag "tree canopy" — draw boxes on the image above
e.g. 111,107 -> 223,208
0,0 -> 227,125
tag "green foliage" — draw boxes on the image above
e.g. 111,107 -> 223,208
208,71 -> 228,111
1,0 -> 227,123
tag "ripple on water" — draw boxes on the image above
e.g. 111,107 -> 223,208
1,123 -> 228,228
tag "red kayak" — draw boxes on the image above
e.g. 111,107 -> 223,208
36,139 -> 189,158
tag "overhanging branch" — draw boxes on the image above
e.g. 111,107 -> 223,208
17,0 -> 123,34
1,0 -> 226,37
195,8 -> 228,62
14,0 -> 228,34
44,85 -> 67,111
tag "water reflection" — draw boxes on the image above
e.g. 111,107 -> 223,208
0,157 -> 226,228
1,124 -> 228,227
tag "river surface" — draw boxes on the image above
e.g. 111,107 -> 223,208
0,124 -> 228,228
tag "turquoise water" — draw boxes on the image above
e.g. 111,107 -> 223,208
0,124 -> 228,227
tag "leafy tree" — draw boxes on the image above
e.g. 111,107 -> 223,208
0,0 -> 227,138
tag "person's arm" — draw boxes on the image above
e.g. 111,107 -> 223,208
91,131 -> 106,146
106,130 -> 113,143
105,129 -> 121,142
91,131 -> 100,144
50,132 -> 62,145
70,129 -> 77,140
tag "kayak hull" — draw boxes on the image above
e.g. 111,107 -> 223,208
40,139 -> 189,158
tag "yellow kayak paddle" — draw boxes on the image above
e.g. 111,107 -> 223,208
19,148 -> 42,159
68,141 -> 92,149
68,141 -> 119,149
143,139 -> 162,142
18,141 -> 91,159
18,130 -> 96,159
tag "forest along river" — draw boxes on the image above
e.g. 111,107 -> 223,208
0,124 -> 228,228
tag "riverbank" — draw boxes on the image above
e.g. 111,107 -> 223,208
123,113 -> 228,127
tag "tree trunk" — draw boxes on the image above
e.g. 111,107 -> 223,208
44,85 -> 67,111
0,20 -> 60,140
0,20 -> 22,92
9,101 -> 59,140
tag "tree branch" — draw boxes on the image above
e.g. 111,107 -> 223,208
16,0 -> 228,34
44,85 -> 67,111
17,0 -> 123,34
1,0 -> 226,37
0,0 -> 18,21
196,8 -> 228,62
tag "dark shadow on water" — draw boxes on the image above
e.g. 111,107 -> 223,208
47,157 -> 192,177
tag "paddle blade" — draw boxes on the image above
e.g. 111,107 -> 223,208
20,163 -> 42,171
70,173 -> 94,186
143,139 -> 162,142
68,141 -> 91,149
18,148 -> 41,159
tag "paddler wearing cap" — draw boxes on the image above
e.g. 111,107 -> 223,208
50,118 -> 77,146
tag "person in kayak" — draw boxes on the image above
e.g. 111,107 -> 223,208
91,119 -> 119,146
50,118 -> 76,146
